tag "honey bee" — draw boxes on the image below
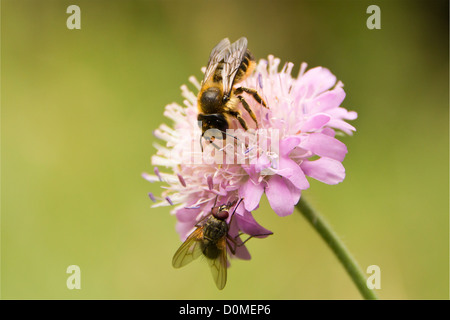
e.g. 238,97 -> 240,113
172,197 -> 271,290
197,37 -> 268,146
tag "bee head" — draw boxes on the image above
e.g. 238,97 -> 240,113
197,113 -> 229,141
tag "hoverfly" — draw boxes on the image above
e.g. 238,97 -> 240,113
172,197 -> 271,290
197,37 -> 268,147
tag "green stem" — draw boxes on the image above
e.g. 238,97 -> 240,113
296,197 -> 378,300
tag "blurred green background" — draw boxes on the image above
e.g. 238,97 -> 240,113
1,0 -> 448,299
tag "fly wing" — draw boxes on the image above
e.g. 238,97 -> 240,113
206,237 -> 228,290
221,37 -> 248,97
202,38 -> 230,84
172,227 -> 204,268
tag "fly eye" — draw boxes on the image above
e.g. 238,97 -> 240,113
211,207 -> 219,216
216,210 -> 229,220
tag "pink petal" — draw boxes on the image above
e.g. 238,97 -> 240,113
301,113 -> 331,132
175,207 -> 201,223
234,209 -> 273,238
175,221 -> 196,241
232,238 -> 251,260
279,136 -> 301,157
265,175 -> 295,216
320,127 -> 336,137
300,158 -> 346,185
239,178 -> 265,212
327,107 -> 358,120
300,133 -> 348,162
241,164 -> 259,181
254,154 -> 271,172
300,67 -> 337,96
277,157 -> 310,190
288,184 -> 301,206
285,179 -> 302,206
306,87 -> 346,113
327,119 -> 356,135
227,218 -> 251,260
275,136 -> 309,190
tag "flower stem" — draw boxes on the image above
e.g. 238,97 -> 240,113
296,197 -> 378,300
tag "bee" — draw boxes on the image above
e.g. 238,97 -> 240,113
197,37 -> 268,147
172,197 -> 271,290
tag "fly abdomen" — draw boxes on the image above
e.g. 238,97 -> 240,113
200,216 -> 228,260
201,241 -> 222,260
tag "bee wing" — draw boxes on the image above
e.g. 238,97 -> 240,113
206,237 -> 228,290
172,227 -> 204,268
203,38 -> 231,84
222,37 -> 248,97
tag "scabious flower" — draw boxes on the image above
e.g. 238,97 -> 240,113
143,55 -> 357,261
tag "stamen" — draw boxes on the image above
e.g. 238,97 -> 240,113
245,146 -> 254,154
154,167 -> 163,182
165,196 -> 174,206
298,62 -> 308,79
185,205 -> 201,209
153,128 -> 177,143
141,172 -> 159,183
177,173 -> 187,187
148,192 -> 156,202
207,175 -> 214,191
180,84 -> 197,104
285,62 -> 294,76
189,76 -> 201,90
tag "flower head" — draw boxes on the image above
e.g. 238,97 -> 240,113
144,55 -> 357,261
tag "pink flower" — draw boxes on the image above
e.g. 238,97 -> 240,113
143,55 -> 357,261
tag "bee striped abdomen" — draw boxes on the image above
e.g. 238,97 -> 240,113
213,63 -> 225,82
234,50 -> 255,84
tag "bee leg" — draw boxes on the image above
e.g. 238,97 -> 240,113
237,96 -> 259,128
226,109 -> 249,131
235,87 -> 268,108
